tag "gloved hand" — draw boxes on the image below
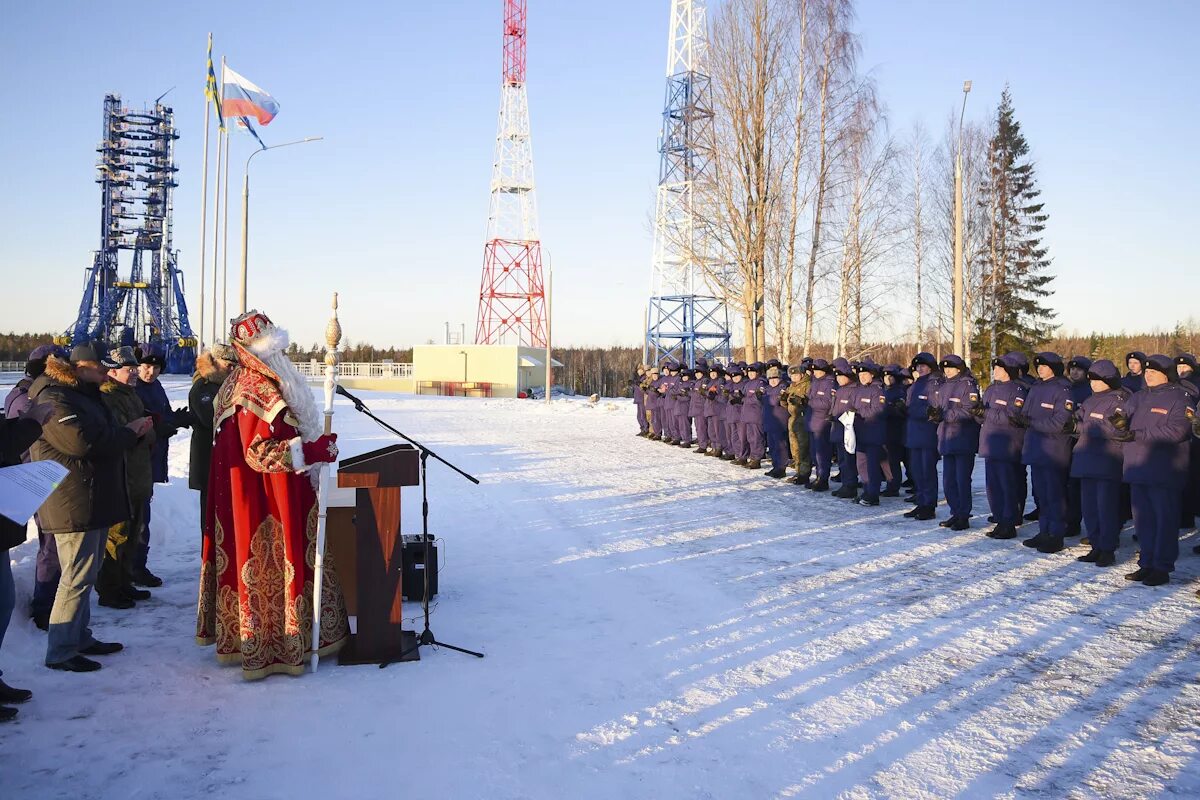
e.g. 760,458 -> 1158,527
1062,414 -> 1078,435
890,399 -> 908,415
926,406 -> 944,424
969,403 -> 986,421
729,390 -> 744,406
302,434 -> 339,465
754,386 -> 765,399
1009,411 -> 1031,429
707,386 -> 719,398
1107,410 -> 1129,431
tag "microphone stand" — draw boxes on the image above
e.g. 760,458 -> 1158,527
335,385 -> 485,664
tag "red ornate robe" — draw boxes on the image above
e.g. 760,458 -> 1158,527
196,348 -> 348,679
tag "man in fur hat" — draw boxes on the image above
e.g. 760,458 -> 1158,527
196,311 -> 349,679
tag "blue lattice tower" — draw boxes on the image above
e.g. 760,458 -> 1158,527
60,94 -> 196,373
644,0 -> 731,366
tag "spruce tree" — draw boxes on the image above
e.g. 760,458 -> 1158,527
972,87 -> 1056,362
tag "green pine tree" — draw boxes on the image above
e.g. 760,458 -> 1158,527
972,87 -> 1056,362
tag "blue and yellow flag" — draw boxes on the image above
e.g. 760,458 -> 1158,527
205,37 -> 225,131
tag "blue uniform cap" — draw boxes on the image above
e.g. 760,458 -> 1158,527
1067,356 -> 1093,373
939,354 -> 967,371
1086,359 -> 1122,388
911,352 -> 937,369
1145,354 -> 1178,381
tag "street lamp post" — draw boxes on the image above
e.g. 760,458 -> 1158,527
238,136 -> 323,315
953,80 -> 971,358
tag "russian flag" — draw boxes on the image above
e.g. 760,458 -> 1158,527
220,65 -> 279,126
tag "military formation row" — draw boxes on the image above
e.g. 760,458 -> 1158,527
631,351 -> 1200,591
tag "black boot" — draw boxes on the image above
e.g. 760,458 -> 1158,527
0,680 -> 32,704
745,459 -> 763,470
938,516 -> 955,528
949,516 -> 970,531
880,488 -> 900,498
122,585 -> 151,601
98,594 -> 135,610
1142,569 -> 1170,586
0,706 -> 16,722
833,485 -> 857,499
1125,567 -> 1148,581
1024,508 -> 1040,522
1022,533 -> 1045,548
1094,551 -> 1116,567
903,507 -> 920,519
720,453 -> 735,461
912,506 -> 936,521
31,611 -> 49,631
1076,549 -> 1100,563
988,524 -> 1017,540
765,467 -> 787,479
1037,537 -> 1064,554
808,479 -> 829,492
856,496 -> 880,507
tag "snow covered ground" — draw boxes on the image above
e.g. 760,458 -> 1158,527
2,380 -> 1200,799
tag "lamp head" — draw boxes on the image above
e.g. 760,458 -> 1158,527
963,80 -> 972,93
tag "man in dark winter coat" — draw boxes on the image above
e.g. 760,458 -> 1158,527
1113,355 -> 1193,586
132,347 -> 190,587
981,355 -> 1029,540
1175,354 -> 1200,530
724,365 -> 748,463
703,363 -> 726,457
1070,360 -> 1129,567
97,347 -> 157,608
805,359 -> 835,491
930,355 -> 981,530
1014,352 -> 1077,554
1007,351 -> 1038,523
29,345 -> 152,672
4,344 -> 65,629
904,353 -> 941,521
690,364 -> 710,453
1,399 -> 48,720
674,367 -> 695,448
848,361 -> 888,506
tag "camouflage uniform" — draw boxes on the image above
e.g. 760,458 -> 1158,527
782,369 -> 813,482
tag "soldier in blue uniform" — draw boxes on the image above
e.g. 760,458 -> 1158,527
829,358 -> 859,499
929,355 -> 980,530
655,362 -> 676,443
805,359 -> 835,492
1015,352 -> 1077,554
724,365 -> 748,463
1122,351 -> 1147,394
1069,360 -> 1129,567
741,363 -> 767,469
688,363 -> 709,452
703,363 -> 726,458
763,367 -> 791,478
1174,354 -> 1200,531
981,354 -> 1029,540
1111,354 -> 1193,586
675,365 -> 695,447
903,353 -> 941,521
881,365 -> 907,497
1065,357 -> 1094,537
849,361 -> 888,506
645,366 -> 663,440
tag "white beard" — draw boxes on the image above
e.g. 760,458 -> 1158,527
247,326 -> 323,442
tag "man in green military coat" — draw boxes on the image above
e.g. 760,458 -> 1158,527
782,363 -> 813,485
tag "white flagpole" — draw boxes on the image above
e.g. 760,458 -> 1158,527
220,125 -> 231,337
312,293 -> 341,672
211,57 -> 226,346
197,33 -> 213,351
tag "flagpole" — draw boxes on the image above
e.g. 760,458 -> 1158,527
211,58 -> 225,346
221,124 -> 231,337
197,33 -> 212,352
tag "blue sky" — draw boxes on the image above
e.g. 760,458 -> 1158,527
2,1 -> 1197,349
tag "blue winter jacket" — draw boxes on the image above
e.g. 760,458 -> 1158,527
1021,376 -> 1075,469
1121,383 -> 1193,488
135,378 -> 174,483
763,381 -> 790,432
884,383 -> 906,445
979,380 -> 1028,462
847,380 -> 888,447
805,375 -> 836,435
905,373 -> 941,450
1069,379 -> 1093,407
829,381 -> 855,443
1070,388 -> 1130,481
725,379 -> 747,423
740,377 -> 766,425
934,374 -> 981,455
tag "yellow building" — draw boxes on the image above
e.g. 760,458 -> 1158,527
411,345 -> 561,398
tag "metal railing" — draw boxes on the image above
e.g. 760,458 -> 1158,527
291,361 -> 413,379
1,361 -> 24,373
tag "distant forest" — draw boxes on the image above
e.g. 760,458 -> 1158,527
9,327 -> 1200,398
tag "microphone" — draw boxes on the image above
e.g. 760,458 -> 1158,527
335,384 -> 368,410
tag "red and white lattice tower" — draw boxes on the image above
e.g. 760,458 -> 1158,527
475,0 -> 546,347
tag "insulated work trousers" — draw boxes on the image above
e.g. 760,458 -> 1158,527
1031,464 -> 1068,539
811,428 -> 833,482
46,527 -> 107,666
942,453 -> 975,518
98,498 -> 148,598
856,444 -> 883,502
745,423 -> 765,461
883,441 -> 903,492
909,447 -> 939,508
789,417 -> 812,480
1081,477 -> 1122,553
1132,483 -> 1181,573
635,400 -> 648,433
985,459 -> 1024,526
766,427 -> 790,471
836,441 -> 858,490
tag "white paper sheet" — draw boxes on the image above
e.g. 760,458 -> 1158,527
0,461 -> 70,524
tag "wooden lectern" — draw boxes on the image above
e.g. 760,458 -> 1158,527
326,443 -> 421,664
